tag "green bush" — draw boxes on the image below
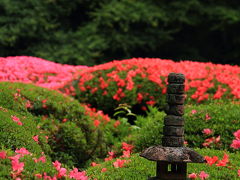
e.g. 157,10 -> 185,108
0,82 -> 121,167
0,148 -> 57,179
129,101 -> 240,152
0,108 -> 51,156
86,149 -> 240,180
1,0 -> 240,65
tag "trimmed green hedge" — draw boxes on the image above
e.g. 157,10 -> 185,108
0,108 -> 51,156
86,149 -> 240,180
0,82 -> 120,168
0,148 -> 57,179
127,101 -> 240,152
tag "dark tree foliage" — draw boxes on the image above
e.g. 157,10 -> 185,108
0,0 -> 240,65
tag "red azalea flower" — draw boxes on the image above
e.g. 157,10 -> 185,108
94,120 -> 100,127
122,142 -> 134,152
113,159 -> 126,168
216,153 -> 229,167
114,120 -> 121,128
91,162 -> 100,167
205,156 -> 218,166
35,174 -> 42,179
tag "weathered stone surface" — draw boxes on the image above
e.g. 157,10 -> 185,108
140,145 -> 206,163
162,136 -> 184,147
164,115 -> 184,126
167,84 -> 185,94
167,73 -> 185,84
167,94 -> 185,104
164,105 -> 184,116
163,126 -> 184,136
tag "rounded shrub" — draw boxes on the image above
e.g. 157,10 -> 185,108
0,82 -> 120,167
129,101 -> 240,152
0,108 -> 51,156
86,149 -> 240,180
0,148 -> 58,179
65,58 -> 240,115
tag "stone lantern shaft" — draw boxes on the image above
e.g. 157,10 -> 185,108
140,73 -> 206,180
162,73 -> 185,147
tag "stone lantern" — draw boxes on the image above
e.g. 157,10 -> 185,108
140,73 -> 206,180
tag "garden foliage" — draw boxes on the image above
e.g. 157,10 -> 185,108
0,82 -> 118,168
0,57 -> 239,179
1,0 -> 240,65
0,56 -> 86,90
129,102 -> 240,152
86,149 -> 240,180
67,58 -> 240,115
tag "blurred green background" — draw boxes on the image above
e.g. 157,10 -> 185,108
0,0 -> 240,66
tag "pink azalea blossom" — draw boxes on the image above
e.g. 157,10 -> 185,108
199,171 -> 209,180
205,114 -> 211,121
69,168 -> 88,180
188,173 -> 197,179
191,110 -> 197,114
11,115 -> 23,126
8,154 -> 21,161
202,128 -> 213,135
11,159 -> 24,173
121,150 -> 131,158
231,140 -> 240,149
32,135 -> 39,143
238,169 -> 240,177
57,167 -> 67,178
15,148 -> 31,156
52,160 -> 61,170
101,168 -> 107,172
35,156 -> 46,163
233,129 -> 240,140
0,151 -> 7,159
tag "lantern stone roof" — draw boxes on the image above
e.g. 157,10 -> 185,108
140,145 -> 206,163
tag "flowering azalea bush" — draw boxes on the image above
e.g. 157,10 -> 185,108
0,148 -> 88,179
0,56 -> 87,90
86,149 -> 240,179
66,58 -> 240,114
0,82 -> 125,169
128,102 -> 240,152
0,56 -> 239,179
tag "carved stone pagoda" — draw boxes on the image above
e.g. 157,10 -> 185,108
140,73 -> 206,180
